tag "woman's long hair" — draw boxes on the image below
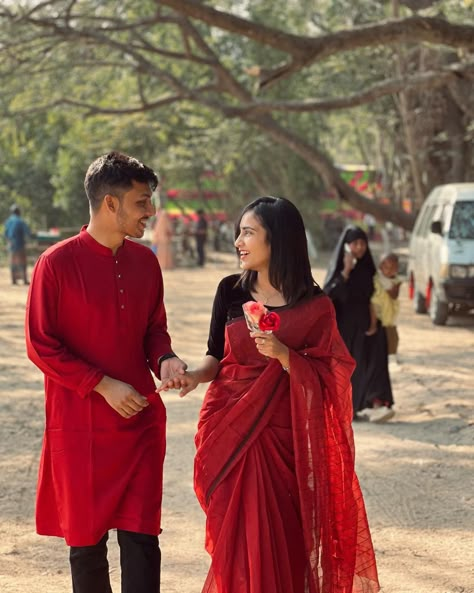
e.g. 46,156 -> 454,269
235,196 -> 318,306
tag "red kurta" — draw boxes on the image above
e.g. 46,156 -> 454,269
25,228 -> 172,546
194,295 -> 380,593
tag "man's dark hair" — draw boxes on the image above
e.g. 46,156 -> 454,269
235,196 -> 318,306
84,151 -> 159,211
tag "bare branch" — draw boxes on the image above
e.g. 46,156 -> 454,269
224,62 -> 474,115
5,94 -> 187,117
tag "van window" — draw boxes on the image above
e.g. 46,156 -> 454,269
449,201 -> 474,240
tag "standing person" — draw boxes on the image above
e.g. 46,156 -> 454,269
152,208 -> 175,270
195,208 -> 208,267
181,215 -> 195,263
160,197 -> 380,593
25,151 -> 186,593
363,213 -> 377,241
359,253 -> 401,423
4,204 -> 31,285
323,226 -> 377,419
370,252 -> 401,359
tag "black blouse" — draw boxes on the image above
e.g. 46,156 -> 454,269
206,274 -> 322,360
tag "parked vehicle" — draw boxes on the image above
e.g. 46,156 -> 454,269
408,183 -> 474,325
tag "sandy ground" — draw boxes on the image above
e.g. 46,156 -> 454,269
0,250 -> 473,593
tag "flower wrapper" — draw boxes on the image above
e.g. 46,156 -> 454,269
242,301 -> 281,333
242,301 -> 268,331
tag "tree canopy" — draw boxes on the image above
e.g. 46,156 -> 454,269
0,0 -> 473,231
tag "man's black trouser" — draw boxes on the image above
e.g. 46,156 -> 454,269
69,530 -> 160,593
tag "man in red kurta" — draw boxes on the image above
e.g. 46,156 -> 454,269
25,152 -> 186,593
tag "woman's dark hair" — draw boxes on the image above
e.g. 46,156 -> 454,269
84,151 -> 159,211
235,196 -> 317,306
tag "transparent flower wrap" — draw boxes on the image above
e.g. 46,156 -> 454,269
242,301 -> 280,333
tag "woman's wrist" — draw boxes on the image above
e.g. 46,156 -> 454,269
278,347 -> 290,372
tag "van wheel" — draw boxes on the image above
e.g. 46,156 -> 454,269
414,291 -> 427,314
430,293 -> 449,325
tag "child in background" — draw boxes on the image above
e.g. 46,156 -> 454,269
370,252 -> 401,358
362,252 -> 400,423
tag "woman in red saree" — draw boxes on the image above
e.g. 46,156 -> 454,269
161,197 -> 380,593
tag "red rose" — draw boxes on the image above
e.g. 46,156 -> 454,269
258,312 -> 280,332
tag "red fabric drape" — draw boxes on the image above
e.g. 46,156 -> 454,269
194,295 -> 379,593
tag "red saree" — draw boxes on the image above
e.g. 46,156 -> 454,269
194,294 -> 379,593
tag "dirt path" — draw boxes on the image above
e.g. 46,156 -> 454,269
0,253 -> 473,593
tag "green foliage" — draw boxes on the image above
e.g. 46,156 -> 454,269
0,0 -> 472,232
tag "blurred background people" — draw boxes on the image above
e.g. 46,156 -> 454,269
152,209 -> 175,270
195,209 -> 208,267
4,204 -> 32,285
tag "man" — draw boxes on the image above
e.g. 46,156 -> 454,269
4,204 -> 31,285
194,208 -> 208,267
25,152 -> 186,593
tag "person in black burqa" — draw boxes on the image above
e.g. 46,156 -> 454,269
323,226 -> 394,422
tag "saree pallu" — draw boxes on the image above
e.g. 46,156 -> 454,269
194,294 -> 380,593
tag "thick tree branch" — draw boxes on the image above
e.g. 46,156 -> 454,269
158,0 -> 474,88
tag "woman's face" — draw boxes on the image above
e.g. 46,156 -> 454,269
234,210 -> 271,272
348,238 -> 367,260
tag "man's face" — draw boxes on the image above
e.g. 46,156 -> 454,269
114,181 -> 156,238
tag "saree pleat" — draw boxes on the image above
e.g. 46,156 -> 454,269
195,295 -> 380,593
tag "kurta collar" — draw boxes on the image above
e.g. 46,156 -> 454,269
80,225 -> 126,257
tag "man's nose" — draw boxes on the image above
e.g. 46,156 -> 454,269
148,200 -> 156,216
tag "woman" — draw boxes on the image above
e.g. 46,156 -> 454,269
161,198 -> 379,593
323,226 -> 394,421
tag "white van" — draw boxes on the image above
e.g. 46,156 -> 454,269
407,183 -> 474,325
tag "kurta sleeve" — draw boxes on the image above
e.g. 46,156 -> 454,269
144,262 -> 173,378
25,255 -> 104,398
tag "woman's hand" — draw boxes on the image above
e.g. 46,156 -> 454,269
342,252 -> 356,279
249,330 -> 289,369
157,370 -> 200,398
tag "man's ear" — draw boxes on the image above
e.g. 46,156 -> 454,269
105,194 -> 116,212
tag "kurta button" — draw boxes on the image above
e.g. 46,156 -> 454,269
121,304 -> 125,309
115,260 -> 118,264
118,274 -> 121,278
120,289 -> 124,294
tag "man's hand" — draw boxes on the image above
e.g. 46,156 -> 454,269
160,356 -> 187,383
94,376 -> 149,418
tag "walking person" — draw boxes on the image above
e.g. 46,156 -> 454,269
4,204 -> 32,285
160,197 -> 380,593
323,226 -> 377,419
194,209 -> 208,267
25,152 -> 186,593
